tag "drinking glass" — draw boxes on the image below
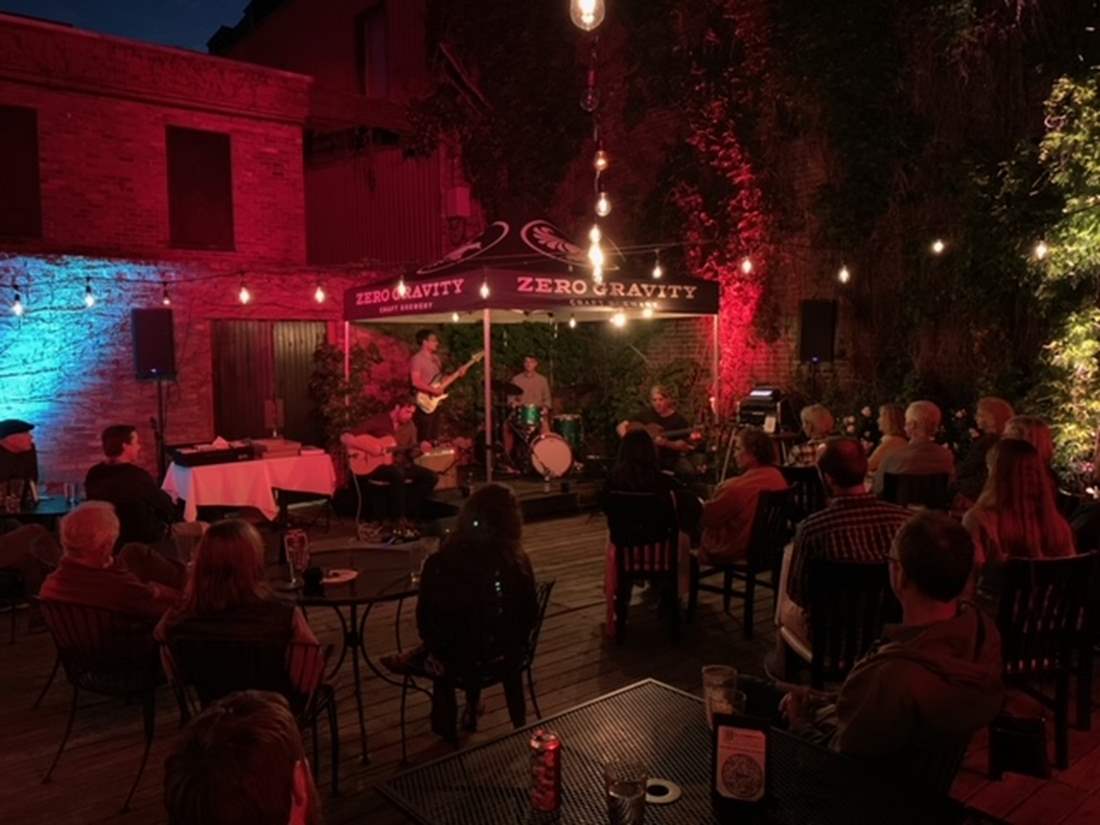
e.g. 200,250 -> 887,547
284,530 -> 310,586
604,760 -> 647,825
702,665 -> 742,727
408,541 -> 428,586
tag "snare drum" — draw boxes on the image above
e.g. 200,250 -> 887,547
529,433 -> 574,479
553,414 -> 583,453
516,403 -> 543,430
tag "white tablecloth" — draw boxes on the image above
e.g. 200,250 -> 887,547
162,453 -> 337,522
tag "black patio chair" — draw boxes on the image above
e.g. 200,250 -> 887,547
992,552 -> 1096,769
0,567 -> 26,643
396,579 -> 556,764
882,472 -> 950,510
164,636 -> 340,795
780,465 -> 827,523
688,489 -> 792,638
603,490 -> 681,643
34,598 -> 163,813
781,558 -> 901,688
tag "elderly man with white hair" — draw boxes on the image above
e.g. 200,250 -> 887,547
38,502 -> 180,619
786,404 -> 835,467
873,400 -> 955,495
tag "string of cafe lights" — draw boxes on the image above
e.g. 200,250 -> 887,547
571,1 -> 610,285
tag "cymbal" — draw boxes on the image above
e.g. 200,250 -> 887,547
490,379 -> 524,395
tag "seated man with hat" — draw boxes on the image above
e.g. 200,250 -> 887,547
0,418 -> 61,594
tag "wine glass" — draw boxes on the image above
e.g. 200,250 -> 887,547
284,530 -> 310,586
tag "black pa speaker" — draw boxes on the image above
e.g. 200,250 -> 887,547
799,300 -> 837,363
132,308 -> 176,379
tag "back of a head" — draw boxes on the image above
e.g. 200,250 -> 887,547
906,400 -> 942,438
738,426 -> 776,466
801,404 -> 834,436
611,429 -> 659,490
818,437 -> 867,488
986,439 -> 1068,559
164,691 -> 306,825
60,501 -> 120,562
1003,415 -> 1054,467
101,424 -> 135,459
977,397 -> 1015,435
185,519 -> 266,615
894,511 -> 974,602
452,483 -> 524,560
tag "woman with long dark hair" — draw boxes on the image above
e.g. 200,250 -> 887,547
605,428 -> 703,536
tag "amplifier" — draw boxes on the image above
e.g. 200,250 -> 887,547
736,387 -> 799,433
171,443 -> 256,467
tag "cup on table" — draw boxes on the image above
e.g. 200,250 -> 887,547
604,760 -> 647,825
702,665 -> 744,727
63,482 -> 75,505
284,530 -> 310,586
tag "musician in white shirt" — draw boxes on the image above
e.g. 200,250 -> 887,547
409,329 -> 471,443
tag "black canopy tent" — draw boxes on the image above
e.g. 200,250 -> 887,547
342,218 -> 720,481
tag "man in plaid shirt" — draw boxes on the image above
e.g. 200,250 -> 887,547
775,438 -> 911,660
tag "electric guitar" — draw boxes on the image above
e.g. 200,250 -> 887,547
342,433 -> 422,477
415,351 -> 485,414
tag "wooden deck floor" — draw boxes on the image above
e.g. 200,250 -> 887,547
1,511 -> 1097,824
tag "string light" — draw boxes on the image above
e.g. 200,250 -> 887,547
568,315 -> 577,329
479,281 -> 491,299
238,283 -> 251,304
592,265 -> 604,284
1033,240 -> 1049,260
931,239 -> 946,255
83,277 -> 95,308
610,311 -> 626,328
313,283 -> 326,303
837,265 -> 851,284
642,305 -> 654,319
570,0 -> 606,32
396,278 -> 408,298
651,252 -> 663,279
595,191 -> 611,217
161,281 -> 171,306
451,311 -> 461,322
588,224 -> 602,244
593,149 -> 609,172
11,285 -> 24,317
740,257 -> 754,275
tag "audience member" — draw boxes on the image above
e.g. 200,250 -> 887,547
156,520 -> 321,694
774,438 -> 910,662
866,404 -> 907,473
39,502 -> 179,619
700,427 -> 787,563
787,404 -> 834,467
874,400 -> 954,494
0,418 -> 39,507
768,512 -> 1002,779
606,428 -> 702,539
962,439 -> 1075,567
164,690 -> 320,825
955,397 -> 1014,503
384,484 -> 538,737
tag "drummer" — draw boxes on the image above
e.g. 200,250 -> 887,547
508,355 -> 552,432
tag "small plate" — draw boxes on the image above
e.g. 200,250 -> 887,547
323,568 -> 359,585
645,778 -> 682,804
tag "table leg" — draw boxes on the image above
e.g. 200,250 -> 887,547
347,603 -> 370,763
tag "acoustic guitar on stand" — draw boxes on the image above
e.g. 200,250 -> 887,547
415,350 -> 485,414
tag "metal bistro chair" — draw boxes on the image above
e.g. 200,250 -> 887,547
780,465 -> 828,524
882,472 -> 951,510
993,552 -> 1096,769
397,579 -> 556,764
165,636 -> 340,795
689,489 -> 792,638
34,599 -> 163,813
782,559 -> 901,689
0,567 -> 26,643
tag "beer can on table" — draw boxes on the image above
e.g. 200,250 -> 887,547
530,728 -> 562,812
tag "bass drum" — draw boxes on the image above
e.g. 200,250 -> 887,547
529,433 -> 574,479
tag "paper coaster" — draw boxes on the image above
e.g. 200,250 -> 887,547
645,778 -> 682,805
323,568 -> 359,585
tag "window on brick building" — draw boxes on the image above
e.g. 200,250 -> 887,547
0,105 -> 42,239
355,2 -> 389,98
166,126 -> 235,250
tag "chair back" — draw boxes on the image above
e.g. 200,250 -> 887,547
35,599 -> 161,695
780,466 -> 827,522
745,489 -> 792,576
603,490 -> 679,575
995,552 -> 1096,679
882,472 -> 950,510
808,560 -> 901,687
519,580 -> 556,671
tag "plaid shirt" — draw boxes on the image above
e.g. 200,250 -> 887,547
785,438 -> 826,467
787,493 -> 911,608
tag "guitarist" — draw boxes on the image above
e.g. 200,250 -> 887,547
342,397 -> 437,531
616,384 -> 697,478
410,329 -> 471,443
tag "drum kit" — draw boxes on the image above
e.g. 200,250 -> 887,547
491,380 -> 583,480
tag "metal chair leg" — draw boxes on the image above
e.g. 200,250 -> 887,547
527,667 -> 542,719
33,654 -> 60,709
743,571 -> 756,639
1055,672 -> 1069,770
311,717 -> 321,779
121,692 -> 156,813
43,686 -> 79,782
327,695 -> 340,796
400,676 -> 410,765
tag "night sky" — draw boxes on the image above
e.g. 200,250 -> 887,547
0,1 -> 246,51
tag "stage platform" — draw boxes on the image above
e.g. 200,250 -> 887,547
436,473 -> 605,522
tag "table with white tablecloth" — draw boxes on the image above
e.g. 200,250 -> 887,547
162,453 -> 337,522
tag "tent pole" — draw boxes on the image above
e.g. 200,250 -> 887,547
483,308 -> 493,484
711,314 -> 720,417
343,322 -> 350,381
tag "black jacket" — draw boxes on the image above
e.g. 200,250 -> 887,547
85,462 -> 177,545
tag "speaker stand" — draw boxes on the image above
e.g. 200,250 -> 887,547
151,378 -> 168,480
807,357 -> 821,401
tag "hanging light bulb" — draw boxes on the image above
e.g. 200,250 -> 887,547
313,283 -> 326,304
593,148 -> 609,172
83,277 -> 95,308
570,0 -> 606,32
588,224 -> 602,244
837,265 -> 851,284
595,191 -> 611,217
238,283 -> 251,304
651,252 -> 663,279
592,265 -> 604,284
11,288 -> 24,317
1033,240 -> 1049,260
642,305 -> 654,319
610,310 -> 627,328
931,238 -> 946,255
568,314 -> 577,329
451,311 -> 461,323
161,281 -> 171,306
396,278 -> 408,298
740,257 -> 753,275
479,281 -> 491,299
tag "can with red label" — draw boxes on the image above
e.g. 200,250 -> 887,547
529,728 -> 562,812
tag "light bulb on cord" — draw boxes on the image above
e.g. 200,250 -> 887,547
610,311 -> 626,328
588,224 -> 602,244
652,252 -> 663,279
396,278 -> 408,298
740,257 -> 753,275
479,281 -> 491,299
12,290 -> 24,317
161,282 -> 171,306
642,305 -> 654,319
84,278 -> 95,308
592,265 -> 604,284
1034,240 -> 1049,260
593,149 -> 609,172
314,283 -> 326,303
931,239 -> 946,255
239,283 -> 251,304
451,311 -> 460,323
837,265 -> 851,284
595,191 -> 611,217
570,0 -> 606,32
568,315 -> 577,329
